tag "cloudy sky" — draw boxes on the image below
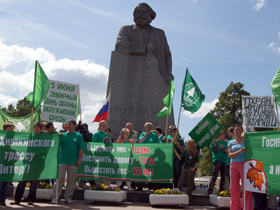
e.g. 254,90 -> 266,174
0,0 -> 279,139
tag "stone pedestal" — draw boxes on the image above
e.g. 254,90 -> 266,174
15,188 -> 53,200
149,194 -> 189,206
84,190 -> 127,202
107,51 -> 174,139
209,195 -> 231,208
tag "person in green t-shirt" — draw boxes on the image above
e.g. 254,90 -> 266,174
155,126 -> 165,143
91,120 -> 111,186
162,125 -> 175,143
138,122 -> 159,143
169,127 -> 185,188
92,120 -> 110,142
51,120 -> 85,204
207,130 -> 228,195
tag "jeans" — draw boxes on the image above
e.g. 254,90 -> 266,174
252,192 -> 267,210
0,182 -> 10,203
52,164 -> 78,200
208,161 -> 226,192
174,159 -> 182,188
178,168 -> 195,201
14,181 -> 37,202
230,162 -> 253,210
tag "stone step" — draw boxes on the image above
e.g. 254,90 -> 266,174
8,186 -> 211,206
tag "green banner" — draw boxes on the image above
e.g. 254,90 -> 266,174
0,109 -> 41,132
0,130 -> 60,182
189,113 -> 223,149
244,131 -> 280,195
77,143 -> 174,183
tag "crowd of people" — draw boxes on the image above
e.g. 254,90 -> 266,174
207,125 -> 278,210
1,120 -> 279,209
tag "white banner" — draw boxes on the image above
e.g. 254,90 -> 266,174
41,80 -> 79,123
242,95 -> 279,129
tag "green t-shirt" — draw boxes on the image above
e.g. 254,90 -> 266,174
181,150 -> 199,168
210,140 -> 228,164
92,130 -> 110,142
138,132 -> 159,143
159,134 -> 164,143
170,136 -> 184,160
166,134 -> 173,143
226,138 -> 234,166
59,131 -> 85,165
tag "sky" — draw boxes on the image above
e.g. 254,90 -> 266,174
0,0 -> 279,139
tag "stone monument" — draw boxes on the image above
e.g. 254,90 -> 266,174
107,3 -> 174,139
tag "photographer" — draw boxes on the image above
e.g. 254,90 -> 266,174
76,122 -> 92,142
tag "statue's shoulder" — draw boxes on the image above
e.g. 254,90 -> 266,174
119,24 -> 134,30
151,26 -> 165,35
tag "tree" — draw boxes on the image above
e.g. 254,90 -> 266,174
1,97 -> 32,117
199,82 -> 250,176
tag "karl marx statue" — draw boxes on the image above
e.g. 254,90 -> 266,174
107,3 -> 174,139
115,3 -> 172,84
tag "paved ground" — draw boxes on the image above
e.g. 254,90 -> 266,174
2,197 -> 221,210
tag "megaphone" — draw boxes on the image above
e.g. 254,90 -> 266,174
103,136 -> 112,143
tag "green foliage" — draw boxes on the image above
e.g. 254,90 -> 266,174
199,144 -> 213,176
210,82 -> 250,128
1,97 -> 32,117
199,82 -> 250,176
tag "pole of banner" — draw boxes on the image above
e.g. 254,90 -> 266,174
78,83 -> 82,122
175,105 -> 182,137
165,107 -> 169,138
56,179 -> 58,204
106,83 -> 112,133
30,108 -> 34,132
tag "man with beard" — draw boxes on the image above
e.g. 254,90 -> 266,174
107,3 -> 174,139
115,3 -> 172,83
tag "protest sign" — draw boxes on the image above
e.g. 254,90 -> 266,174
0,109 -> 41,132
42,80 -> 79,123
77,143 -> 174,183
244,131 -> 280,195
242,95 -> 279,130
0,130 -> 60,182
189,113 -> 223,149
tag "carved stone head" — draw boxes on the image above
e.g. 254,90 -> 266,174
133,3 -> 156,26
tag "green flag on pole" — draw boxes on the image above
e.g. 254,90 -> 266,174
27,61 -> 51,110
181,69 -> 205,113
0,109 -> 41,132
270,66 -> 280,106
156,78 -> 175,118
75,93 -> 81,118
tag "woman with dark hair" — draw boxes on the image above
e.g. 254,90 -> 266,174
228,124 -> 253,210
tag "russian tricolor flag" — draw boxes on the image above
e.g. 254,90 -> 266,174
92,92 -> 110,122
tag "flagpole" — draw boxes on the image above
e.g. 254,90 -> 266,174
165,107 -> 169,137
106,83 -> 112,133
165,78 -> 172,137
30,61 -> 38,132
78,83 -> 82,122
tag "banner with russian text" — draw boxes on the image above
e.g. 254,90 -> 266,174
242,95 -> 279,131
244,131 -> 280,195
42,80 -> 79,123
189,113 -> 223,149
77,143 -> 174,183
0,130 -> 60,182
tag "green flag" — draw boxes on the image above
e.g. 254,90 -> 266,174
181,69 -> 205,113
0,109 -> 41,132
27,61 -> 51,110
156,78 -> 175,118
75,93 -> 81,118
270,66 -> 280,106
